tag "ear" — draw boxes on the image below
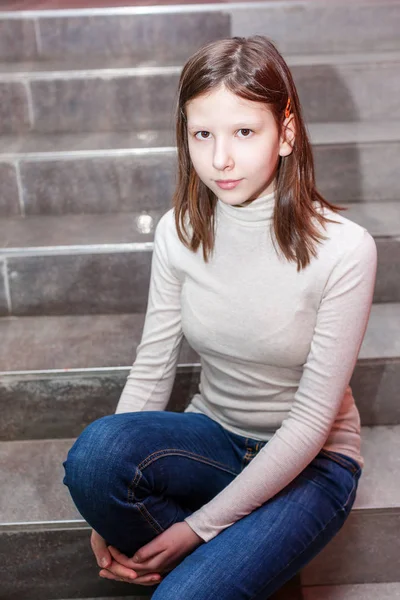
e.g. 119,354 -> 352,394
279,114 -> 296,157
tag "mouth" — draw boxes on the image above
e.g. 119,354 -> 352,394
215,179 -> 243,190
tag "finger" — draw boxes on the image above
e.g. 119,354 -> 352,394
99,569 -> 162,586
132,573 -> 163,586
108,545 -> 134,568
91,531 -> 111,569
109,544 -> 166,571
99,569 -> 122,581
104,561 -> 138,582
131,539 -> 165,564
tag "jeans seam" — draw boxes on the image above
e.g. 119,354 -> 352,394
136,501 -> 165,534
319,449 -> 359,474
250,476 -> 357,600
137,448 -> 240,476
126,469 -> 166,534
127,449 -> 241,529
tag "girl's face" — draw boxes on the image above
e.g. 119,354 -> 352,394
186,84 -> 294,206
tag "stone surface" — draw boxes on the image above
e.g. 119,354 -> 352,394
0,313 -> 198,371
1,133 -> 397,217
0,313 -> 143,371
0,19 -> 37,62
309,120 -> 400,146
0,260 -> 9,317
0,81 -> 30,134
0,438 -> 80,523
1,425 -> 399,523
0,526 -> 299,599
343,202 -> 400,237
1,129 -> 175,154
1,204 -> 394,249
0,366 -> 200,440
352,360 -> 400,426
231,2 -> 400,54
20,153 -> 177,214
0,212 -> 162,248
291,60 -> 400,123
7,250 -> 152,315
355,426 -> 400,510
2,360 -> 400,441
301,511 -> 400,585
4,58 -> 398,136
0,162 -> 20,216
2,235 -> 399,315
314,141 -> 400,203
374,239 -> 400,303
1,427 -> 398,595
359,303 -> 400,360
0,528 -> 155,599
0,304 -> 398,439
302,582 -> 400,600
37,12 -> 230,63
30,73 -> 180,133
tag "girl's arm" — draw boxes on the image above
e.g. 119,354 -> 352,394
183,229 -> 378,543
115,211 -> 184,414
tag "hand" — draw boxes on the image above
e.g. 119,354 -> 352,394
98,521 -> 204,586
91,529 -> 162,586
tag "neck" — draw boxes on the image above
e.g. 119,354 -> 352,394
217,190 -> 276,225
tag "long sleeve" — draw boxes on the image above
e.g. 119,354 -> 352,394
115,211 -> 184,414
184,229 -> 377,542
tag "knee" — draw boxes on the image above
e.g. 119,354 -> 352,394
63,414 -> 131,496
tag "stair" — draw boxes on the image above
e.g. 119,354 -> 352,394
302,582 -> 400,599
0,1 -> 399,599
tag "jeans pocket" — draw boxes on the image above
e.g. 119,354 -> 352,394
319,449 -> 361,476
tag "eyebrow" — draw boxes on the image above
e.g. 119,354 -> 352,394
187,121 -> 264,131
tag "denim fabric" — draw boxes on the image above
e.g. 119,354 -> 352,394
63,410 -> 362,599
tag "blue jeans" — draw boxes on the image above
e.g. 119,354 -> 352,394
63,410 -> 362,599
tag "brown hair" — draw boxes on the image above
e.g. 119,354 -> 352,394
173,35 -> 346,271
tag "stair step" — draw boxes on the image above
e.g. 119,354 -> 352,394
1,0 -> 400,62
3,50 -> 400,76
0,203 -> 398,316
0,304 -> 399,439
302,582 -> 400,599
1,426 -> 398,524
1,121 -> 399,157
48,583 -> 400,600
0,202 -> 398,251
0,211 -> 162,249
1,426 -> 399,598
1,52 -> 400,135
0,8 -> 230,65
1,123 -> 399,218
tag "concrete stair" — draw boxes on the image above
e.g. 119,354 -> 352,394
302,583 -> 400,599
0,1 -> 399,599
1,53 -> 400,135
0,303 -> 399,440
0,201 -> 399,316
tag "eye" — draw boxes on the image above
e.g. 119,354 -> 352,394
237,128 -> 253,138
194,131 -> 211,140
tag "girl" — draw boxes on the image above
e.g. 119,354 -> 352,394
63,36 -> 377,599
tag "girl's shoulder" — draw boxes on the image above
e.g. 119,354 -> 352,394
313,202 -> 375,261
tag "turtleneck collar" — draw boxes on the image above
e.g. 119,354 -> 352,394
217,190 -> 276,226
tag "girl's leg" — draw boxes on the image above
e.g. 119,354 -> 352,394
152,450 -> 362,600
63,410 -> 247,556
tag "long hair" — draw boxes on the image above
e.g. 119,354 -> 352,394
172,36 -> 346,271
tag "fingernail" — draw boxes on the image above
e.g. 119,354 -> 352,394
133,555 -> 141,562
100,557 -> 108,567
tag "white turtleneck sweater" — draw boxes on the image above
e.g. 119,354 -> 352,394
115,191 -> 377,543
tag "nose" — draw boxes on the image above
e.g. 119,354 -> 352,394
212,138 -> 234,171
